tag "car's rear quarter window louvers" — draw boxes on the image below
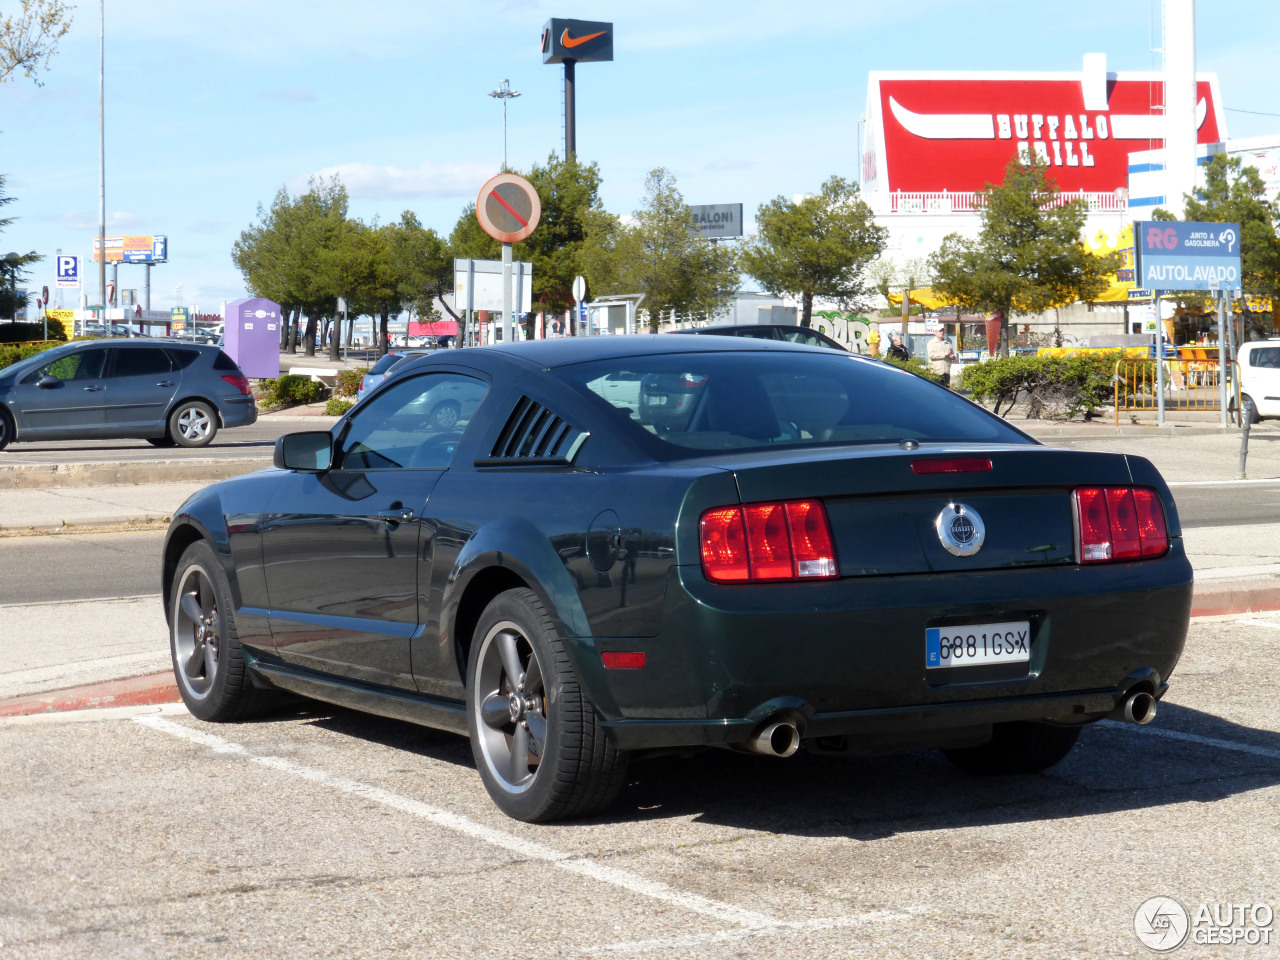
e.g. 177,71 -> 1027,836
476,396 -> 589,466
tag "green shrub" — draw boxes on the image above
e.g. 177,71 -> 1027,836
958,351 -> 1123,419
0,341 -> 59,371
324,398 -> 354,417
333,367 -> 367,398
257,374 -> 329,409
882,354 -> 945,384
0,319 -> 67,343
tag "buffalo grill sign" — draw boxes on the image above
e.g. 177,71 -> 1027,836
862,69 -> 1225,195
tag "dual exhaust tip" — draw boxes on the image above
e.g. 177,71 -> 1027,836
745,690 -> 1156,756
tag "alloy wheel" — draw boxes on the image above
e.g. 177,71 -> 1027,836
177,405 -> 211,442
174,565 -> 221,699
473,621 -> 548,792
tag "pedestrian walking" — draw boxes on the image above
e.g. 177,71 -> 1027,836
927,327 -> 958,387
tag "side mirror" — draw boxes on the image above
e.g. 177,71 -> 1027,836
274,431 -> 333,472
37,375 -> 60,389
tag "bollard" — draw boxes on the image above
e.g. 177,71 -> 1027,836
1238,397 -> 1253,479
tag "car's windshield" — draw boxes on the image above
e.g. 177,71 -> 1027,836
557,351 -> 1030,456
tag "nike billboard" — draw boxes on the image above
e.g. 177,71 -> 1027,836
862,68 -> 1225,196
541,18 -> 613,64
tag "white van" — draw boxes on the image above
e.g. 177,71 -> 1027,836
1237,340 -> 1280,422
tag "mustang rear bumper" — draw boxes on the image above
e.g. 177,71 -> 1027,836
585,544 -> 1194,751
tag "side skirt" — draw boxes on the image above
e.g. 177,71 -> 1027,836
244,651 -> 469,736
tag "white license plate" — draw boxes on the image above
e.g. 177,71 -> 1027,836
926,621 -> 1031,669
647,394 -> 668,405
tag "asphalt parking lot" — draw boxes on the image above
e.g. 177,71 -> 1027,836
2,614 -> 1276,959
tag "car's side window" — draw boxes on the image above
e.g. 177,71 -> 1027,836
109,348 -> 173,378
21,350 -> 107,384
1250,347 -> 1280,369
337,372 -> 488,471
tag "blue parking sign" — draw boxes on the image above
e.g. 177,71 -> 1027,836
56,255 -> 79,288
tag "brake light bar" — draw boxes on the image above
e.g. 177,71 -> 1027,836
911,457 -> 992,475
1074,487 -> 1168,563
700,499 -> 838,583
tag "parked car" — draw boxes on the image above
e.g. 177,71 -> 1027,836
671,323 -> 848,351
355,349 -> 434,403
162,336 -> 1190,823
1234,339 -> 1280,422
0,339 -> 256,450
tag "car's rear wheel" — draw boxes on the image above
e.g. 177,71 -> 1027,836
170,541 -> 276,721
430,400 -> 461,430
169,401 -> 218,447
942,721 -> 1081,775
0,410 -> 13,451
466,588 -> 628,822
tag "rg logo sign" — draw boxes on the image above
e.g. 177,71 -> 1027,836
1145,227 -> 1180,250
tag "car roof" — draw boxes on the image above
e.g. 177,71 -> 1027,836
397,333 -> 850,378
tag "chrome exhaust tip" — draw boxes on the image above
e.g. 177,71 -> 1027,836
748,721 -> 800,758
1114,690 -> 1158,725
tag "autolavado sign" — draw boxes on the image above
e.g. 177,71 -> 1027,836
861,61 -> 1225,195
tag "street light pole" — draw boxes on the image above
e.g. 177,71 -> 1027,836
487,79 -> 521,170
97,0 -> 106,314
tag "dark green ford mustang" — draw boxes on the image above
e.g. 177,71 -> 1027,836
162,336 -> 1192,822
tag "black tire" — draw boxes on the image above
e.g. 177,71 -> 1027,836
169,540 -> 277,721
466,587 -> 628,822
942,721 -> 1081,775
0,410 -> 12,451
430,400 -> 461,431
1242,393 -> 1260,425
169,400 -> 218,447
147,436 -> 177,447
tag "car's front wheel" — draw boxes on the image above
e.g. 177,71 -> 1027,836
169,541 -> 276,721
942,721 -> 1081,775
0,410 -> 13,451
169,401 -> 218,447
466,588 -> 628,822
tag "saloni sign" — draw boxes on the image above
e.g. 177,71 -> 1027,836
863,69 -> 1225,194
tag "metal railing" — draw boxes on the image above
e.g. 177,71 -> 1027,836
888,190 -> 1128,214
1112,355 -> 1233,424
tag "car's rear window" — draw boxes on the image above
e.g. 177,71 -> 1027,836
212,351 -> 240,372
556,352 -> 1030,455
167,348 -> 200,369
369,353 -> 401,375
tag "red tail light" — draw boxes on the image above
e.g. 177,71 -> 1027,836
700,499 -> 837,583
1074,486 -> 1168,563
221,374 -> 252,395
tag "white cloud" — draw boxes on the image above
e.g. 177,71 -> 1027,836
293,160 -> 494,201
59,210 -> 142,230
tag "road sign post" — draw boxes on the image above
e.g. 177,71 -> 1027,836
1134,221 -> 1243,425
475,174 -> 541,345
572,275 -> 586,338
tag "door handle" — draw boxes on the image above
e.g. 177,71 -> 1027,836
376,506 -> 416,525
83,384 -> 104,392
156,380 -> 174,387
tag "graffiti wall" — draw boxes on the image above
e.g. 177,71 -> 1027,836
810,311 -> 881,352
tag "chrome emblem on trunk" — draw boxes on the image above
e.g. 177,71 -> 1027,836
936,503 -> 985,557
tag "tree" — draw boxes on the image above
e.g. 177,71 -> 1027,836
929,158 -> 1120,356
741,175 -> 886,327
582,168 -> 739,330
391,211 -> 457,325
0,175 -> 41,319
231,176 -> 349,356
1155,155 -> 1280,300
1,0 -> 74,86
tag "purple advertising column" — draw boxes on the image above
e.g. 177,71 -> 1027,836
222,297 -> 281,379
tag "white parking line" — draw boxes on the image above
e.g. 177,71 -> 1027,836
1241,617 -> 1280,630
1167,479 -> 1280,486
1104,720 -> 1280,761
133,715 -> 782,931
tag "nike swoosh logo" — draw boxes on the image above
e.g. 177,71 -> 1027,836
561,28 -> 606,48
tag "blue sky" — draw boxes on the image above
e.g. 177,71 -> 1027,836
2,0 -> 1277,312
